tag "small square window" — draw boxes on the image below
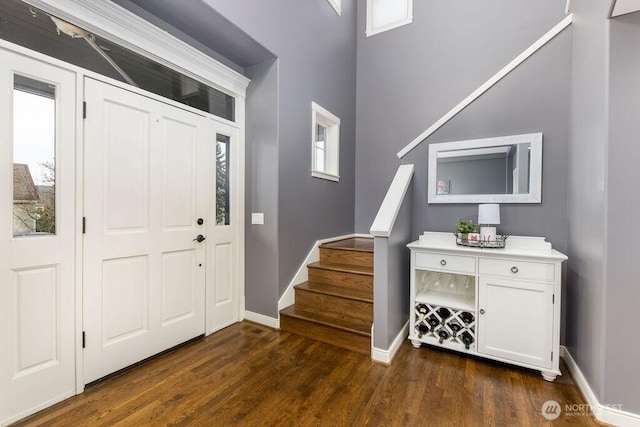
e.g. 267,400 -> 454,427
311,102 -> 340,182
327,0 -> 342,16
366,0 -> 413,37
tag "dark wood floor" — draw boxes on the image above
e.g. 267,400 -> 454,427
16,322 -> 600,426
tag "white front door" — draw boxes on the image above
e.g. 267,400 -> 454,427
83,78 -> 209,383
0,50 -> 76,423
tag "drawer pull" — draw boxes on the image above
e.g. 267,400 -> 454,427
440,259 -> 447,266
480,309 -> 485,315
511,266 -> 519,274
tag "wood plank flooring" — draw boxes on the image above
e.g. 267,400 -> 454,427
15,322 -> 601,426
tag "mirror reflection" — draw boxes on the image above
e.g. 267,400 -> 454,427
428,133 -> 542,204
436,143 -> 530,196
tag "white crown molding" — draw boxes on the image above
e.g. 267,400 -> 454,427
21,0 -> 250,97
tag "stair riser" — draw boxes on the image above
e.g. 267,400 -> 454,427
308,268 -> 373,293
295,289 -> 372,325
320,247 -> 373,268
280,315 -> 370,355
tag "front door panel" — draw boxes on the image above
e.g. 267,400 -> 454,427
0,49 -> 76,424
83,78 -> 207,383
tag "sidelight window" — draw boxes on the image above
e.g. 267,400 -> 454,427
216,134 -> 231,226
12,75 -> 56,237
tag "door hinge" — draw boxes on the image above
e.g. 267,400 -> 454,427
82,331 -> 86,349
551,351 -> 554,361
553,294 -> 555,304
83,101 -> 87,119
82,217 -> 86,234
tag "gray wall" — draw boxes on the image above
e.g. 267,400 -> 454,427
373,181 -> 412,350
202,0 -> 358,304
565,0 -> 609,407
355,1 -> 571,257
245,60 -> 280,317
605,12 -> 640,414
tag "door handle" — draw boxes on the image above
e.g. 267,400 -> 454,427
194,234 -> 206,243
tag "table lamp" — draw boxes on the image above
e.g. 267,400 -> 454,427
478,204 -> 500,242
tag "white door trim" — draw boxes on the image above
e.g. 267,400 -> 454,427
21,0 -> 249,97
0,0 -> 247,398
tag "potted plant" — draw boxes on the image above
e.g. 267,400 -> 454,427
456,219 -> 478,244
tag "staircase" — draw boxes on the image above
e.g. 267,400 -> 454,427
280,237 -> 374,355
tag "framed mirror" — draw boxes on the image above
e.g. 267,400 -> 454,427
428,133 -> 542,204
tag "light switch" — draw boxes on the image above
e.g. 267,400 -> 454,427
251,213 -> 264,225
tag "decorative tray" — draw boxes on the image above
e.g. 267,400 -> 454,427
454,233 -> 508,249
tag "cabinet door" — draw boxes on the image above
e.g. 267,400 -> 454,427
478,277 -> 554,369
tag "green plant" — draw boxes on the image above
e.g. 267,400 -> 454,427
456,219 -> 477,234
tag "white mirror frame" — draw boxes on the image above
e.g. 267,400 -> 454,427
428,132 -> 542,204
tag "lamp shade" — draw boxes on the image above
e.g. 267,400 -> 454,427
478,204 -> 500,225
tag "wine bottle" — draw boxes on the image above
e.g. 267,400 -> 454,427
416,323 -> 429,338
417,304 -> 428,314
460,311 -> 475,325
427,314 -> 439,328
447,319 -> 462,337
437,328 -> 450,344
436,307 -> 451,321
461,331 -> 474,349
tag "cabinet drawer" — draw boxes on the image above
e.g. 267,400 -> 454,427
415,252 -> 475,274
479,258 -> 555,283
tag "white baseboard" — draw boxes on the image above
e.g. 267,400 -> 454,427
371,321 -> 409,364
277,233 -> 373,313
244,310 -> 279,329
561,346 -> 640,426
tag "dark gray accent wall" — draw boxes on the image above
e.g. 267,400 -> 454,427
605,12 -> 640,414
566,0 -> 609,406
201,0 -> 358,301
355,1 -> 571,257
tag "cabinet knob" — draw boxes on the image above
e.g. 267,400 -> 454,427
440,259 -> 447,266
511,266 -> 519,274
480,309 -> 485,315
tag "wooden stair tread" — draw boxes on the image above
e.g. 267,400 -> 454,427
307,261 -> 373,276
295,281 -> 372,303
320,237 -> 373,253
280,305 -> 371,336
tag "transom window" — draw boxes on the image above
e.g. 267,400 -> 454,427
0,0 -> 236,121
311,102 -> 340,182
366,0 -> 413,37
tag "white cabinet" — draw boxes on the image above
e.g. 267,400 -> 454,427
408,232 -> 567,381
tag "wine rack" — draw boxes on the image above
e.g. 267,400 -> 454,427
414,303 -> 476,351
411,270 -> 477,352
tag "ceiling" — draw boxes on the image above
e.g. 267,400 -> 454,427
111,0 -> 275,70
610,0 -> 640,17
